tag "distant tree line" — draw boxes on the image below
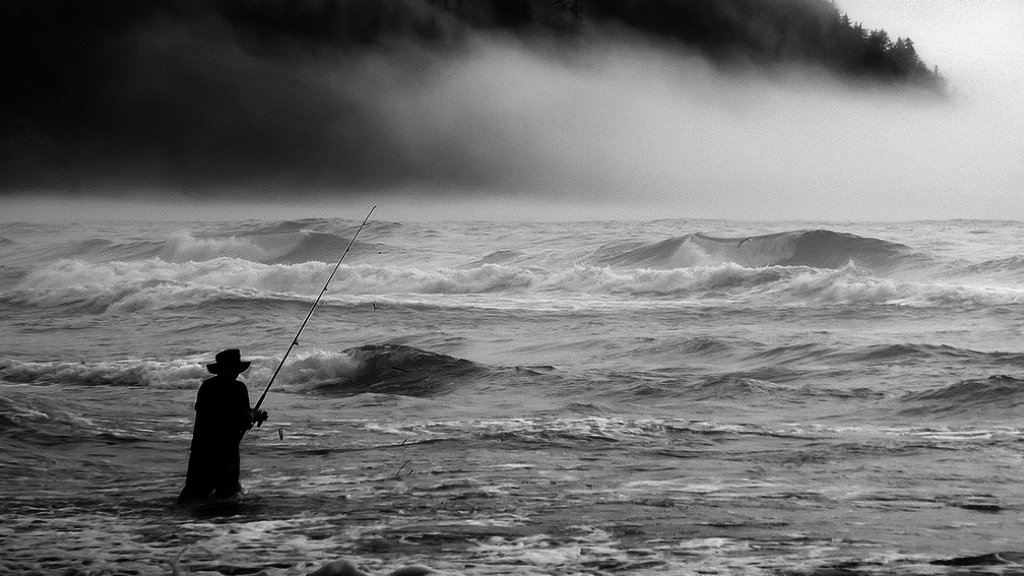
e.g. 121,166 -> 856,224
827,12 -> 939,85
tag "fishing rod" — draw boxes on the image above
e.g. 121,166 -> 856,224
248,205 -> 377,429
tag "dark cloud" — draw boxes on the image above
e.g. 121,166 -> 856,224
0,0 -> 469,193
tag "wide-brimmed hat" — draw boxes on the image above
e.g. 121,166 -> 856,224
207,349 -> 251,375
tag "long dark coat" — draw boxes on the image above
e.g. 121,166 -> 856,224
178,375 -> 254,502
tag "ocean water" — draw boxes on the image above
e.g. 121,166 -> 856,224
2,216 -> 1024,575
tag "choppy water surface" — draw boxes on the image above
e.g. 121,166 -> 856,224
2,218 -> 1023,575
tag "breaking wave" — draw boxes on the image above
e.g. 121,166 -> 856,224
286,344 -> 484,397
0,357 -> 208,389
4,222 -> 1022,315
155,228 -> 387,265
6,256 -> 1022,313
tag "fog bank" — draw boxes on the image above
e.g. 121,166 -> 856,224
2,1 -> 1021,221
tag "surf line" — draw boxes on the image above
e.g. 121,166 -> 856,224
242,205 -> 377,441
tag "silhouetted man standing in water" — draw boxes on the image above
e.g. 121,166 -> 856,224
178,349 -> 268,504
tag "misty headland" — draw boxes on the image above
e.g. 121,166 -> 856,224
1,0 -> 1020,221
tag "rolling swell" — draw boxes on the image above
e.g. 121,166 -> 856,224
0,394 -> 145,446
951,255 -> 1024,281
227,218 -> 398,264
31,238 -> 166,264
778,230 -> 912,270
456,250 -> 526,268
296,344 -> 484,397
600,229 -> 914,272
0,395 -> 86,445
159,228 -> 382,265
8,256 -> 1018,312
277,231 -> 370,264
746,342 -> 1024,371
0,219 -> 387,267
899,375 -> 1024,418
0,358 -> 206,389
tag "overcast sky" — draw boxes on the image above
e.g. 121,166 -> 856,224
3,1 -> 1022,222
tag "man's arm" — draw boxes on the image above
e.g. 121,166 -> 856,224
239,382 -> 268,430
